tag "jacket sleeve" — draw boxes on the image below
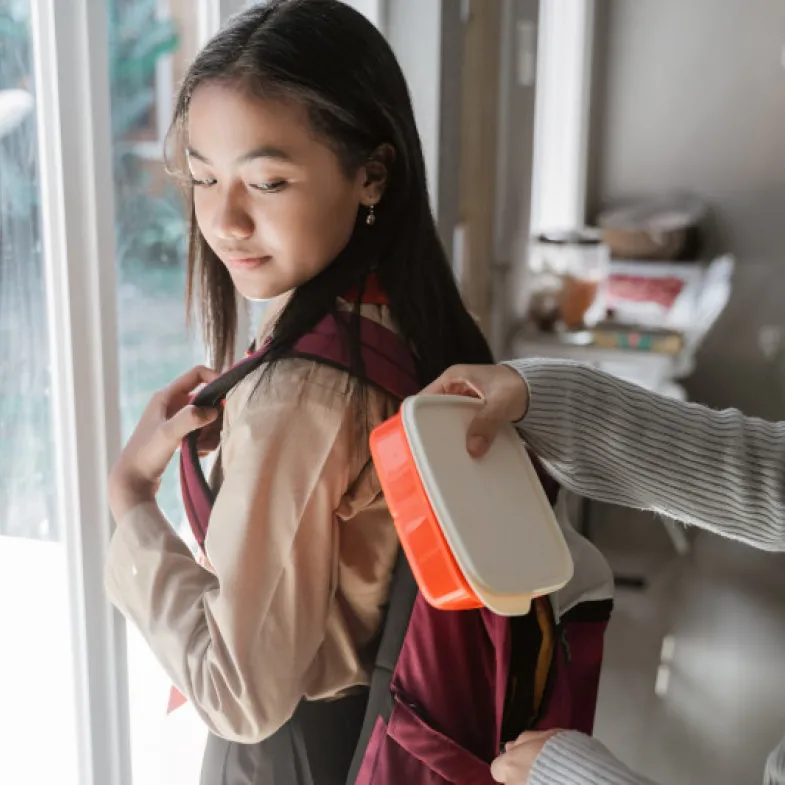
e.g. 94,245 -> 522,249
105,362 -> 358,742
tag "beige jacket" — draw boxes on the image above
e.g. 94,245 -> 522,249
105,303 -> 400,743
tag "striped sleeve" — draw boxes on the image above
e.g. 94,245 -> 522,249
531,732 -> 658,785
504,359 -> 785,552
530,730 -> 785,785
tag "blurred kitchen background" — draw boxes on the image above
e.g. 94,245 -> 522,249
1,1 -> 784,784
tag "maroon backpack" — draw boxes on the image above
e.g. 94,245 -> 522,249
180,309 -> 612,785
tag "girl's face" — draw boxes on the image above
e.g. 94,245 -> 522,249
187,83 -> 370,301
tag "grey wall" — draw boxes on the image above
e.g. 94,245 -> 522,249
590,0 -> 785,417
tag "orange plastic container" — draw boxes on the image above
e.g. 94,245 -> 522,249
370,395 -> 573,616
371,412 -> 481,611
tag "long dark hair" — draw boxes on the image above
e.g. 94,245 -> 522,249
166,0 -> 493,383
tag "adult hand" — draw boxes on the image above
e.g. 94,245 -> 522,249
108,365 -> 219,519
421,364 -> 530,458
490,730 -> 562,784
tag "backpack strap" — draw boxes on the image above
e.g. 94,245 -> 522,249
291,311 -> 419,402
347,551 -> 418,784
180,311 -> 420,551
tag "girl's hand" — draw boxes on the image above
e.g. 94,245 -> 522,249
196,410 -> 224,457
421,364 -> 530,458
490,730 -> 562,784
108,365 -> 219,520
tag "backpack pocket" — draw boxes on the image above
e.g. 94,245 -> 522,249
354,694 -> 495,785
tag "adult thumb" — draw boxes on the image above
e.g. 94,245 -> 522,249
489,752 -> 512,784
466,403 -> 506,458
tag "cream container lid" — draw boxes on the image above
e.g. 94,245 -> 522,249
401,395 -> 574,615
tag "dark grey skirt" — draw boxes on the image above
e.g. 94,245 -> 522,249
200,691 -> 368,785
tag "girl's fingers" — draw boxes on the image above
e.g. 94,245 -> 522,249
165,365 -> 219,398
160,405 -> 219,449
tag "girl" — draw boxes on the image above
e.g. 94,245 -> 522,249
105,2 -> 612,783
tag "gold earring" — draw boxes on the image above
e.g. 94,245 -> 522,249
366,203 -> 376,226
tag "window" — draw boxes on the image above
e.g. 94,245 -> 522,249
0,3 -> 80,784
109,0 -> 202,527
530,0 -> 595,232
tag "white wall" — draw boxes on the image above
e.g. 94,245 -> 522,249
385,0 -> 443,214
342,0 -> 383,27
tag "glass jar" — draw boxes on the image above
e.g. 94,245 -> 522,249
528,229 -> 610,330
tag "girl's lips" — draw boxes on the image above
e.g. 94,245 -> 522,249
226,257 -> 269,270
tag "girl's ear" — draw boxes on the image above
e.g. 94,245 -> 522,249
361,143 -> 395,206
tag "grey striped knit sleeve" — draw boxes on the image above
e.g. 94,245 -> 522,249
505,359 -> 785,552
530,731 -> 785,785
531,733 -> 658,785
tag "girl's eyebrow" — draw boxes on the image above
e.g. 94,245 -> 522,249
186,145 -> 295,165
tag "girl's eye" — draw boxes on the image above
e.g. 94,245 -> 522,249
251,180 -> 287,193
191,177 -> 216,187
